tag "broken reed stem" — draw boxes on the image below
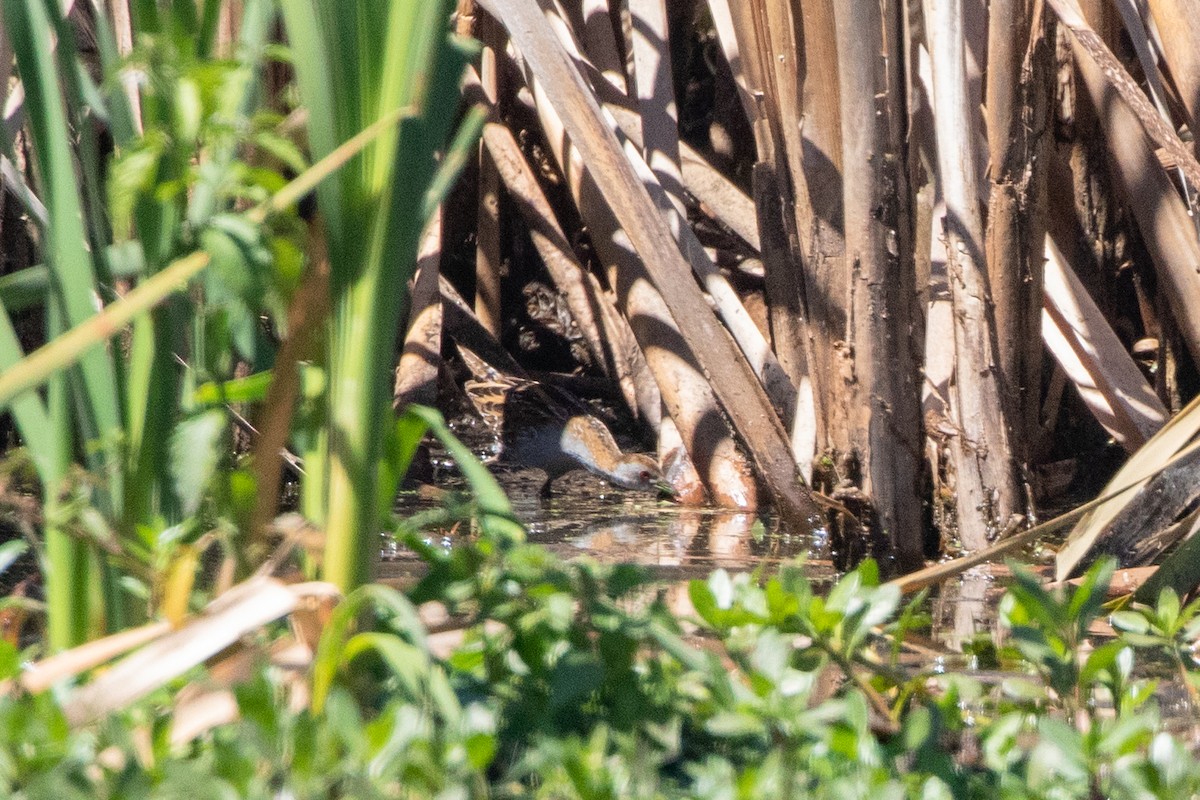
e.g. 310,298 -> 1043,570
984,0 -> 1051,468
1069,12 -> 1200,364
1045,0 -> 1200,192
473,16 -> 503,338
1144,0 -> 1200,153
833,0 -> 926,570
395,209 -> 445,409
482,0 -> 829,521
924,0 -> 1021,550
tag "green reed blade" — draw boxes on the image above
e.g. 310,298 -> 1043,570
5,0 -> 128,647
0,94 -> 425,411
5,0 -> 123,479
0,309 -> 53,481
280,0 -> 467,591
423,104 -> 487,222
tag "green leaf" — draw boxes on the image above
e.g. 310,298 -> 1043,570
0,539 -> 29,577
1065,557 -> 1116,630
202,213 -> 270,307
174,76 -> 203,143
343,632 -> 429,698
192,370 -> 274,406
688,579 -> 720,627
378,411 -> 429,524
311,584 -> 428,712
421,103 -> 486,220
169,409 -> 227,516
1109,610 -> 1152,635
109,133 -> 167,241
406,405 -> 524,544
252,129 -> 310,175
1156,587 -> 1181,630
1079,641 -> 1128,685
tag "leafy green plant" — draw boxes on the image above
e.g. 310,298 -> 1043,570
277,0 -> 483,592
1,0 -> 309,648
4,525 -> 1200,798
1000,559 -> 1116,709
1112,586 -> 1200,702
0,0 -> 483,647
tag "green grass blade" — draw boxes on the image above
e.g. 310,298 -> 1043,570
0,95 -> 427,410
43,300 -> 89,650
0,242 -> 145,314
0,251 -> 211,411
47,6 -> 116,293
85,0 -> 139,146
422,104 -> 487,221
405,406 -> 524,544
5,0 -> 123,488
325,6 -> 470,589
277,0 -> 345,249
0,309 -> 54,481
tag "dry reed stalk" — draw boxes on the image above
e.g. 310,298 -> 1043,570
1144,0 -> 1200,154
673,140 -> 817,482
723,0 -> 864,494
1069,20 -> 1200,363
907,62 -> 936,326
579,0 -> 628,94
711,0 -> 810,385
678,146 -> 760,251
1110,0 -> 1177,132
769,0 -> 845,470
455,0 -> 476,36
924,0 -> 1021,550
660,416 -> 707,505
597,103 -> 799,423
1056,396 -> 1200,580
742,2 -> 821,482
528,6 -> 799,426
105,0 -> 142,134
831,0 -> 925,569
511,55 -> 751,504
439,274 -> 525,377
702,0 -> 753,116
627,0 -> 684,209
474,16 -> 504,338
1041,232 -> 1167,449
469,83 -> 646,419
984,0 -> 1051,467
248,222 -> 330,548
394,210 -> 445,409
1047,0 -> 1200,191
63,578 -> 319,726
215,0 -> 242,57
708,0 -> 819,480
483,0 -> 826,522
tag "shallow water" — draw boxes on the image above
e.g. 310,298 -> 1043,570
381,461 -> 1200,738
384,466 -> 1019,676
384,466 -> 837,585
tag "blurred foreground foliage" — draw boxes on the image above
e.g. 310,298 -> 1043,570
2,529 -> 1199,799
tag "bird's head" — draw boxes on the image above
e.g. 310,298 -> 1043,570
609,453 -> 675,496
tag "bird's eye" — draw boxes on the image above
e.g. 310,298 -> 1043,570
640,470 -> 651,483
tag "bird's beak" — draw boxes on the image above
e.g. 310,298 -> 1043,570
656,479 -> 678,499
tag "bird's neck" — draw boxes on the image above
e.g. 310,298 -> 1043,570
560,415 -> 626,477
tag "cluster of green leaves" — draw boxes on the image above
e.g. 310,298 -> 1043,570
0,0 -> 308,648
3,524 -> 1200,798
1,0 -> 481,648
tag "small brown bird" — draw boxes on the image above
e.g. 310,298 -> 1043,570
457,345 -> 666,498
